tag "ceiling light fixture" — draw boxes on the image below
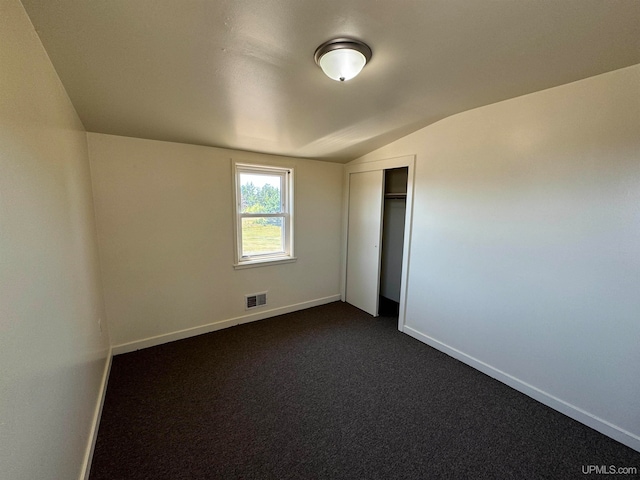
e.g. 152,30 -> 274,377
314,38 -> 372,82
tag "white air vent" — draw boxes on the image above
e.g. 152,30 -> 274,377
245,292 -> 267,310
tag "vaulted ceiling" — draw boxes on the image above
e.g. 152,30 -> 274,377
21,0 -> 640,162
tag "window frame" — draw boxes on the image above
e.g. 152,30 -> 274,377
232,162 -> 295,269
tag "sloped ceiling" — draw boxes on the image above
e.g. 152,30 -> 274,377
21,0 -> 640,162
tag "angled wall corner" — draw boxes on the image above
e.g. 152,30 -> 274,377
353,64 -> 640,451
0,1 -> 111,478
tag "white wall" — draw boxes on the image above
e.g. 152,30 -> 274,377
353,65 -> 640,450
88,133 -> 343,349
0,1 -> 110,479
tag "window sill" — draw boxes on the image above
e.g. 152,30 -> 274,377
233,256 -> 297,270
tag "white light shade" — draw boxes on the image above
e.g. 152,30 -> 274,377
318,48 -> 367,82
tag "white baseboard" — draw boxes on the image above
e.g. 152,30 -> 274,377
112,295 -> 342,355
80,347 -> 113,480
402,325 -> 640,453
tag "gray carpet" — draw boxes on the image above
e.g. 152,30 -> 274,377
90,301 -> 640,479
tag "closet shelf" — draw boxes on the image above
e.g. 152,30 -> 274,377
384,193 -> 407,199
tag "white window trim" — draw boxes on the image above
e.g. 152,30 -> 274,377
232,161 -> 296,269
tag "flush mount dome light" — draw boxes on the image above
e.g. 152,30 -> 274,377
314,38 -> 372,82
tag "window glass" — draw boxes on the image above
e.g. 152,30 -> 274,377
239,173 -> 282,214
241,217 -> 284,256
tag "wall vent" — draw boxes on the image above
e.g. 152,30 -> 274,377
245,292 -> 267,310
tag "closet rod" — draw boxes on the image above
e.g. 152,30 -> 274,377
384,193 -> 407,199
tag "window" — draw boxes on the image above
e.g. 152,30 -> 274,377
233,163 -> 295,268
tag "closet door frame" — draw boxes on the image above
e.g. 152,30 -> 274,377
341,155 -> 415,331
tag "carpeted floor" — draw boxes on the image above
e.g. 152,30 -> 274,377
90,301 -> 640,479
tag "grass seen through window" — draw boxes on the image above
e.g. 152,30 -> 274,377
241,220 -> 284,256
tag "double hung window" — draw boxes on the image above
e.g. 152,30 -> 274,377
233,163 -> 294,268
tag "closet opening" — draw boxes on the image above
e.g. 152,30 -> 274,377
379,167 -> 408,317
